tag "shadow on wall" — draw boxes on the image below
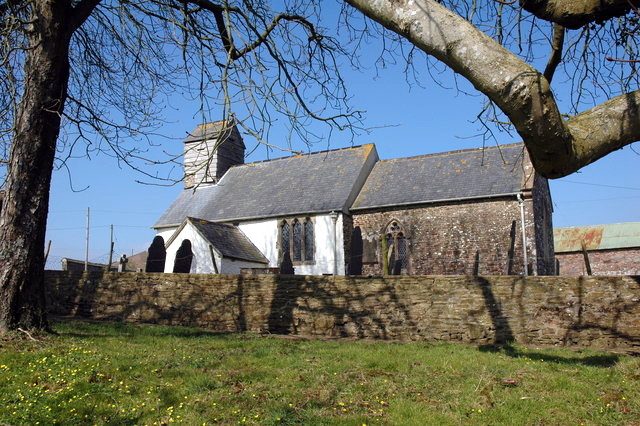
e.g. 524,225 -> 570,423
47,271 -> 252,333
562,275 -> 640,348
46,271 -> 640,350
507,220 -> 517,275
267,274 -> 413,339
474,276 -> 514,344
348,226 -> 363,276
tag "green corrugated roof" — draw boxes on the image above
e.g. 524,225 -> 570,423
554,222 -> 640,252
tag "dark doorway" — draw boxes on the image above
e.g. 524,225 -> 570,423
146,236 -> 166,272
173,239 -> 193,273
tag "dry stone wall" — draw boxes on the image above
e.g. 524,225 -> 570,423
46,271 -> 640,352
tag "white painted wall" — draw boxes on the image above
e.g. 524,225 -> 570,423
295,213 -> 345,275
219,258 -> 267,274
163,222 -> 264,274
238,219 -> 279,266
238,213 -> 345,275
155,227 -> 178,244
158,212 -> 346,275
163,223 -> 215,273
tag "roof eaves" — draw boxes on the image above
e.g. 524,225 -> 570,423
350,192 -> 521,212
207,208 -> 344,224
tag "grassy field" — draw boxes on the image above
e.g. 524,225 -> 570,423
0,319 -> 638,425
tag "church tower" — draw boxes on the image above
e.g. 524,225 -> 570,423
183,121 -> 245,189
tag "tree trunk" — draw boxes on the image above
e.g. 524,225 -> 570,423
0,1 -> 73,332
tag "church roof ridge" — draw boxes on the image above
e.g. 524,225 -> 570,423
230,143 -> 375,169
376,142 -> 525,164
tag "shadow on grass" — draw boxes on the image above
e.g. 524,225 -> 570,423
51,318 -> 232,340
478,344 -> 620,368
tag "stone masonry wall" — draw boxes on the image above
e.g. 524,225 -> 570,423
46,271 -> 640,352
556,248 -> 640,276
531,175 -> 555,274
351,198 -> 537,276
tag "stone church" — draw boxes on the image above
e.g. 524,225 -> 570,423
152,122 -> 555,276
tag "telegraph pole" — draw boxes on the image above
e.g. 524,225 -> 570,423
84,207 -> 90,272
107,224 -> 114,271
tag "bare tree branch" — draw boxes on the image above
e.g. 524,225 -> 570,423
69,0 -> 102,32
543,23 -> 564,83
345,0 -> 640,177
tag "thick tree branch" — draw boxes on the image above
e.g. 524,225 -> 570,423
519,0 -> 632,29
567,90 -> 640,166
69,0 -> 102,32
344,0 -> 640,178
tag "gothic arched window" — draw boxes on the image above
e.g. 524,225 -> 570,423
304,218 -> 314,261
279,217 -> 315,265
384,220 -> 409,275
281,221 -> 290,256
292,220 -> 302,261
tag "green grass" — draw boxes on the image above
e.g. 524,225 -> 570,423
1,319 -> 638,425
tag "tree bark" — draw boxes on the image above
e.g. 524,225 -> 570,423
344,0 -> 640,178
0,1 -> 73,332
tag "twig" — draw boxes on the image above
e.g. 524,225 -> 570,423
605,56 -> 640,63
17,328 -> 39,342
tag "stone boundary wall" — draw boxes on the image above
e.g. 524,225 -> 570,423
45,271 -> 640,352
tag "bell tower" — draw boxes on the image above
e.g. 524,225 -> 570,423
183,121 -> 245,189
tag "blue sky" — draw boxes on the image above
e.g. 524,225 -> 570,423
43,15 -> 640,269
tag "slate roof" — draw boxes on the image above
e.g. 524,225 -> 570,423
184,120 -> 245,148
351,143 -> 527,210
154,144 -> 377,227
187,218 -> 268,263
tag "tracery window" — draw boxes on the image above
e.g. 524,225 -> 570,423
384,220 -> 409,275
281,221 -> 290,257
304,218 -> 314,261
292,220 -> 302,261
279,217 -> 315,264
